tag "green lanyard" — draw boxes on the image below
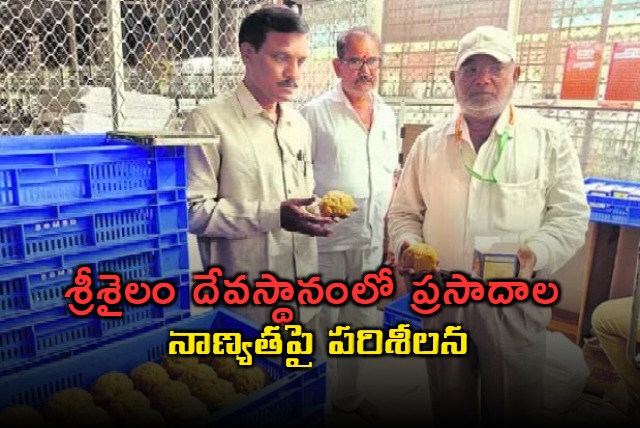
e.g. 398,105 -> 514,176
455,107 -> 514,184
459,130 -> 511,183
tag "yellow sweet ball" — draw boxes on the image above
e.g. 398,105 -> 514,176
190,378 -> 236,411
149,380 -> 192,411
59,405 -> 112,428
176,364 -> 219,392
401,243 -> 439,273
229,366 -> 267,395
129,362 -> 170,395
160,354 -> 200,379
201,356 -> 239,380
107,390 -> 151,421
42,388 -> 95,423
163,396 -> 209,425
90,371 -> 135,405
0,404 -> 46,427
319,190 -> 356,217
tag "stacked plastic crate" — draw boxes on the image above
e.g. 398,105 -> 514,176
584,177 -> 640,227
383,293 -> 421,330
0,306 -> 328,426
0,133 -> 192,376
0,133 -> 328,426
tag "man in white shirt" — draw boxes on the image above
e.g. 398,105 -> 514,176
183,6 -> 333,326
388,26 -> 590,425
301,27 -> 399,423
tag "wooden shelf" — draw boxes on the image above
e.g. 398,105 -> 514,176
549,307 -> 580,343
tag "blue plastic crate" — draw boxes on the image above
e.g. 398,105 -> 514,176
0,257 -> 74,320
0,133 -> 193,378
0,289 -> 189,376
0,238 -> 190,370
585,177 -> 640,228
162,274 -> 192,320
0,317 -> 163,378
98,304 -> 165,337
98,279 -> 191,337
33,314 -> 102,357
0,306 -> 75,365
0,233 -> 189,323
62,233 -> 190,280
0,309 -> 326,427
382,293 -> 422,330
0,191 -> 187,265
0,133 -> 186,208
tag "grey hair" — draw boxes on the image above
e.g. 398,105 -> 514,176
336,27 -> 381,59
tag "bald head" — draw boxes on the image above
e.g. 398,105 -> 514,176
336,27 -> 381,59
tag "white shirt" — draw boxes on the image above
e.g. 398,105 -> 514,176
183,82 -> 318,324
388,105 -> 590,275
301,84 -> 399,253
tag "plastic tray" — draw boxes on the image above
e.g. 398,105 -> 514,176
0,133 -> 193,377
0,133 -> 186,209
0,233 -> 189,322
0,233 -> 191,373
382,293 -> 422,330
0,278 -> 190,377
585,177 -> 640,228
0,190 -> 187,265
0,309 -> 326,427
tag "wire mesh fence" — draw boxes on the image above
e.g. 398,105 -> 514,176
383,0 -> 640,181
0,0 -> 638,180
0,0 -> 369,134
380,0 -> 511,98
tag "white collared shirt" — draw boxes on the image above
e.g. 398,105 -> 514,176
301,84 -> 399,252
183,81 -> 318,324
388,105 -> 590,275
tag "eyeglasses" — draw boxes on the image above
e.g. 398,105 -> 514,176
458,63 -> 509,80
339,56 -> 382,70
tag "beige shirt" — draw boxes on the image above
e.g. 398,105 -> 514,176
388,105 -> 590,276
183,82 -> 318,324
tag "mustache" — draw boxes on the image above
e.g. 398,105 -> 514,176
356,75 -> 374,83
277,80 -> 298,88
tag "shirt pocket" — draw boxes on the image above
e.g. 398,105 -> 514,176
286,154 -> 312,197
380,157 -> 397,174
490,178 -> 546,233
374,135 -> 399,174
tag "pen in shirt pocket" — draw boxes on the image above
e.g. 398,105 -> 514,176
296,150 -> 307,177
